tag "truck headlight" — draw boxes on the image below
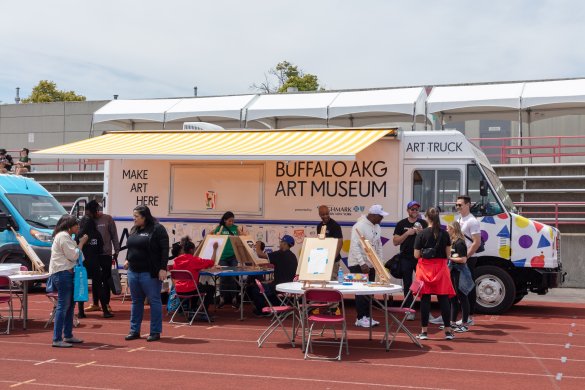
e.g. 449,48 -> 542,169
30,229 -> 53,243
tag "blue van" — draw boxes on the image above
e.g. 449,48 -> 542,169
0,175 -> 67,269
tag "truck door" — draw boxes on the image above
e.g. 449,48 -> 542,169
403,165 -> 463,213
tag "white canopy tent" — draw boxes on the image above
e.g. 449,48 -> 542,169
165,95 -> 258,125
92,99 -> 182,124
521,79 -> 585,109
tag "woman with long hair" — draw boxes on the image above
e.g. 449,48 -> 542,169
447,221 -> 473,332
414,207 -> 456,340
124,205 -> 169,342
49,215 -> 88,347
212,211 -> 242,308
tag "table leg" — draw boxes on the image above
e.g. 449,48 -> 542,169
384,294 -> 390,351
22,281 -> 29,330
239,275 -> 244,321
300,296 -> 306,352
368,295 -> 372,341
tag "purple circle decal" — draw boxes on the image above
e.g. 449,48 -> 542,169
481,230 -> 489,243
519,235 -> 533,249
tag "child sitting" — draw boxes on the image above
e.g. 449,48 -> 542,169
169,240 -> 217,321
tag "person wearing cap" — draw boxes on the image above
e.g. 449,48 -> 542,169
84,200 -> 120,313
348,204 -> 388,328
316,205 -> 343,280
393,201 -> 427,318
248,235 -> 298,316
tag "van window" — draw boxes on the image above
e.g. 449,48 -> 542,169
413,169 -> 461,211
467,164 -> 506,216
5,194 -> 67,229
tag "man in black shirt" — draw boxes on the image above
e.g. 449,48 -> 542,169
249,235 -> 298,316
316,205 -> 343,280
393,201 -> 427,313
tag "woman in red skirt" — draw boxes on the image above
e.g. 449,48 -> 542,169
414,207 -> 456,340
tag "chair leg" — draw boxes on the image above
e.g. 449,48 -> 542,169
304,323 -> 316,359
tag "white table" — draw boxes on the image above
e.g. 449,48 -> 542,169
8,273 -> 50,330
276,281 -> 402,351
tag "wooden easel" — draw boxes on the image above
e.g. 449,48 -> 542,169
11,227 -> 45,273
229,235 -> 268,269
298,226 -> 338,289
356,229 -> 391,285
194,234 -> 228,265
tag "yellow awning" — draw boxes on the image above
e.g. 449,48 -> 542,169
31,128 -> 396,161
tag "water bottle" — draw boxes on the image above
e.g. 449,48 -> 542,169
337,268 -> 344,283
414,222 -> 422,230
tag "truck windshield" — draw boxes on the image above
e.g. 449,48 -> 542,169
482,166 -> 516,213
6,194 -> 67,229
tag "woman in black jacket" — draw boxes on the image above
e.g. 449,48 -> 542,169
124,205 -> 169,342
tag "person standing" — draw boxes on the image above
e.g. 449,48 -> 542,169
447,221 -> 472,332
212,211 -> 242,308
392,200 -> 427,319
316,205 -> 343,280
249,235 -> 298,316
49,215 -> 88,348
348,204 -> 388,328
414,207 -> 456,340
124,205 -> 169,342
456,195 -> 481,326
85,200 -> 120,314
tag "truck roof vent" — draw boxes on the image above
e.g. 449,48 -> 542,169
182,122 -> 225,131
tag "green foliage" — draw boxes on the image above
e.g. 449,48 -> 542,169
252,61 -> 322,93
21,80 -> 86,103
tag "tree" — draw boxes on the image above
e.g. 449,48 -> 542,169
21,80 -> 86,103
252,61 -> 323,93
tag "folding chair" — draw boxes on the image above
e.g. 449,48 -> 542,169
169,270 -> 211,325
0,276 -> 15,334
45,292 -> 80,329
382,279 -> 425,349
303,288 -> 348,361
255,279 -> 298,348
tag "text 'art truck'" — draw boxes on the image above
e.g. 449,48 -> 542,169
32,128 -> 563,313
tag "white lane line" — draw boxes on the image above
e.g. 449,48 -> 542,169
34,358 -> 56,366
90,345 -> 109,351
555,373 -> 562,381
172,335 -> 185,340
10,379 -> 36,387
75,361 -> 97,368
565,343 -> 571,349
127,347 -> 145,353
561,356 -> 567,363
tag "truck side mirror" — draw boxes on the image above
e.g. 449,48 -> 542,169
479,180 -> 488,197
0,212 -> 12,232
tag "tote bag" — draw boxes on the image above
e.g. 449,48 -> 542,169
73,252 -> 89,302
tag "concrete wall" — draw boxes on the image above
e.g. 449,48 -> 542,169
561,234 -> 585,288
0,100 -> 108,151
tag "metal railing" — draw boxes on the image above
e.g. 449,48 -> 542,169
515,202 -> 585,228
470,135 -> 585,164
6,148 -> 103,172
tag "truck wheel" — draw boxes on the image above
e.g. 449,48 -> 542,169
513,294 -> 526,305
474,265 -> 516,314
0,252 -> 32,271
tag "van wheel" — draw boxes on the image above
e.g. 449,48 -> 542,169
0,252 -> 32,271
474,266 -> 516,314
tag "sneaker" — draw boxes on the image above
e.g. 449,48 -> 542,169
107,305 -> 113,312
429,315 -> 444,325
103,311 -> 114,319
52,340 -> 72,348
146,333 -> 160,342
416,332 -> 428,340
85,304 -> 101,312
456,317 -> 474,326
454,325 -> 468,333
125,332 -> 141,341
355,317 -> 379,328
406,313 -> 416,321
64,337 -> 84,344
445,331 -> 455,340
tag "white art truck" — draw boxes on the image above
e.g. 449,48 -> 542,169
35,128 -> 562,314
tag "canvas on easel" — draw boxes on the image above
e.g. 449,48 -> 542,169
229,235 -> 268,268
297,237 -> 339,285
356,229 -> 391,285
194,234 -> 228,265
11,227 -> 45,273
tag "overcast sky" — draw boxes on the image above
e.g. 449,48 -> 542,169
1,0 -> 584,103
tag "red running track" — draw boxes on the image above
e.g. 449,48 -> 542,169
0,294 -> 583,390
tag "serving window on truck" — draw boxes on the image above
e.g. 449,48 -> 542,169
412,169 -> 461,211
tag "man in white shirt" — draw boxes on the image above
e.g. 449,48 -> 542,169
348,204 -> 388,328
456,195 -> 481,326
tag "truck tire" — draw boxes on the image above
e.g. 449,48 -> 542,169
474,265 -> 516,314
0,251 -> 32,270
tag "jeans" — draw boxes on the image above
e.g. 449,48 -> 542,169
128,270 -> 163,335
219,257 -> 238,303
52,270 -> 75,342
466,257 -> 478,316
348,265 -> 376,320
400,258 -> 418,308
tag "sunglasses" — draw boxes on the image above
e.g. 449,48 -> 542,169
409,208 -> 420,211
455,204 -> 464,208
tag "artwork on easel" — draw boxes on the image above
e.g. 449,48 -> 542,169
230,235 -> 268,268
356,229 -> 391,285
194,234 -> 228,265
297,236 -> 339,285
11,227 -> 45,273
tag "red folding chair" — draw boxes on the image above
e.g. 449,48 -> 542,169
255,279 -> 298,348
303,288 -> 348,361
383,279 -> 425,349
0,276 -> 15,334
169,270 -> 211,325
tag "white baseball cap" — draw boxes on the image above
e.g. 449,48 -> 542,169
368,204 -> 389,217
